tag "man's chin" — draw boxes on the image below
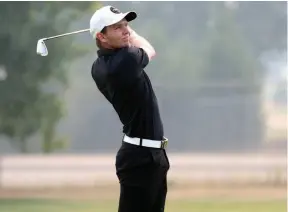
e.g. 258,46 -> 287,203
122,43 -> 130,48
111,44 -> 129,49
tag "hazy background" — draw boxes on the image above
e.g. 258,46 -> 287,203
0,1 -> 286,155
0,2 -> 286,212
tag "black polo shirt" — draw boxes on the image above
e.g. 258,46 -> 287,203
91,46 -> 164,140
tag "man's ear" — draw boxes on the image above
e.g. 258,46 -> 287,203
96,32 -> 107,43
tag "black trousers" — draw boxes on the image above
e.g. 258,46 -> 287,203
115,141 -> 170,212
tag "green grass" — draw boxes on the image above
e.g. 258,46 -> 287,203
0,199 -> 286,212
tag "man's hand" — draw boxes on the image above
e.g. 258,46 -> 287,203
128,27 -> 156,60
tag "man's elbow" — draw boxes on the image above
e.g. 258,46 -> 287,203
145,47 -> 156,60
151,48 -> 156,58
150,51 -> 156,60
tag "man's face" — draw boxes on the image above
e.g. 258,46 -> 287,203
97,19 -> 130,49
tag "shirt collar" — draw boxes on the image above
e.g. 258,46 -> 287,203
97,48 -> 121,57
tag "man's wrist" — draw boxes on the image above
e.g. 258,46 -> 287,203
128,26 -> 138,38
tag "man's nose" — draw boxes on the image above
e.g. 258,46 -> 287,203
123,27 -> 129,35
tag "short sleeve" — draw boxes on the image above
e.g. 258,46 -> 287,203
110,47 -> 149,86
126,46 -> 149,69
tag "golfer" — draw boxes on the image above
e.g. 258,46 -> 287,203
89,6 -> 170,212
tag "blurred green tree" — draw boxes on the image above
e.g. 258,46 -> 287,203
0,2 -> 100,153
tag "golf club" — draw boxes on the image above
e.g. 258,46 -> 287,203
36,28 -> 90,56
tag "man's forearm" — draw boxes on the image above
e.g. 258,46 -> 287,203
129,27 -> 156,59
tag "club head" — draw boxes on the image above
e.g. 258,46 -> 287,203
36,39 -> 48,56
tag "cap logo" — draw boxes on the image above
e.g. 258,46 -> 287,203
110,7 -> 121,14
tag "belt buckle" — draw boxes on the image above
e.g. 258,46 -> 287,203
161,137 -> 168,149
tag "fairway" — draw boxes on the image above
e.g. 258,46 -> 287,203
0,185 -> 286,212
0,199 -> 286,212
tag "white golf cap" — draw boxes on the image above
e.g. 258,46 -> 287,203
90,6 -> 137,39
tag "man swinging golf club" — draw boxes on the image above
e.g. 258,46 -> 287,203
90,5 -> 170,212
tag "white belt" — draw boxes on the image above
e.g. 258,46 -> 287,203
123,135 -> 168,149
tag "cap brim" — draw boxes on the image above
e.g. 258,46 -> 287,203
108,11 -> 137,27
124,11 -> 137,22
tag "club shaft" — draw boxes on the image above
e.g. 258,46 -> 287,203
44,29 -> 90,41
